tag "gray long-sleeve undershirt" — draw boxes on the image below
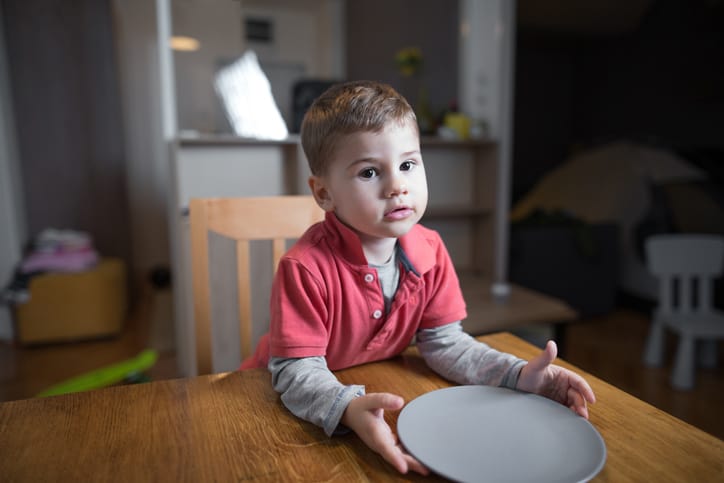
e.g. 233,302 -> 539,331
269,322 -> 526,436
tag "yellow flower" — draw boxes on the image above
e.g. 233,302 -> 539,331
395,47 -> 423,77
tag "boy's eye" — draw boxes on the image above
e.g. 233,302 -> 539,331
400,160 -> 415,171
359,167 -> 378,179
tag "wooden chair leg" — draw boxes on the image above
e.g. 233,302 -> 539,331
671,335 -> 695,391
643,319 -> 665,367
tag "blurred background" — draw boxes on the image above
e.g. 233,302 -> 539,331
0,0 -> 722,438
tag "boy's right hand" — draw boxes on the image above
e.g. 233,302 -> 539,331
341,392 -> 429,476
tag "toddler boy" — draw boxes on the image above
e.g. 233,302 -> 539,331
242,80 -> 595,475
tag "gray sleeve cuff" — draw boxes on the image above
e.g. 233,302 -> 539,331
324,384 -> 366,436
500,359 -> 526,389
269,356 -> 365,437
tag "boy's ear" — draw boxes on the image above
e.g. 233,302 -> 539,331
308,176 -> 334,212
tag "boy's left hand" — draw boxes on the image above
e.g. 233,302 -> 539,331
516,340 -> 596,419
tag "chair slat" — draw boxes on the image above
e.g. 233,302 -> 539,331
237,240 -> 252,359
272,238 -> 286,272
700,277 -> 713,314
680,275 -> 693,314
659,275 -> 672,315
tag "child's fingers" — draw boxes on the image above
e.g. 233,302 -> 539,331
380,441 -> 429,475
545,340 -> 558,360
567,387 -> 589,419
402,451 -> 430,475
526,340 -> 558,373
359,392 -> 405,412
568,372 -> 596,404
378,443 -> 408,474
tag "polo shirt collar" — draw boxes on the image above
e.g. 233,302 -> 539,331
323,211 -> 437,275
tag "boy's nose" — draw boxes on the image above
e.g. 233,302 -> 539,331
386,176 -> 408,198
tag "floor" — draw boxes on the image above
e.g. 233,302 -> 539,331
1,289 -> 722,441
561,309 -> 723,441
0,286 -> 178,401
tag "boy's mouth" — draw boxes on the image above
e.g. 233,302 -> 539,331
384,206 -> 414,220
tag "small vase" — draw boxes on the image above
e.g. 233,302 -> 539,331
415,85 -> 435,135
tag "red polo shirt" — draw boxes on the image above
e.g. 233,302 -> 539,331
241,212 -> 467,371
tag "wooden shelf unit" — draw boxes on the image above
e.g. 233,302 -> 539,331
420,137 -> 497,277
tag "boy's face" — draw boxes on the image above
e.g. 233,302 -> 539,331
309,120 -> 428,245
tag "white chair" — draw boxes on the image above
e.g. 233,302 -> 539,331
643,234 -> 724,390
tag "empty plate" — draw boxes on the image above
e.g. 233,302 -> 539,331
397,386 -> 606,483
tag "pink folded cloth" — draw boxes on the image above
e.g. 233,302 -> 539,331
33,228 -> 92,253
19,228 -> 99,274
20,249 -> 99,274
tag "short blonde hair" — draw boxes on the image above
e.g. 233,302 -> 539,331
300,80 -> 418,176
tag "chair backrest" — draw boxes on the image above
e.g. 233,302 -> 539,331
189,196 -> 325,375
645,234 -> 724,314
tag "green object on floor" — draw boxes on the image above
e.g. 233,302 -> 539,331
36,349 -> 158,397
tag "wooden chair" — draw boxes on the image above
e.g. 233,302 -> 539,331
189,196 -> 324,375
642,234 -> 724,390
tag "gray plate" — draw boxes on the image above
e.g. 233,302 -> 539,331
397,386 -> 606,483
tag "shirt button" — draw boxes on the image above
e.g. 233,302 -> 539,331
364,273 -> 375,283
372,309 -> 383,319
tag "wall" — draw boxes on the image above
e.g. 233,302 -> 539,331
240,0 -> 344,130
0,0 -> 25,340
512,0 -> 724,201
574,1 -> 724,150
346,0 -> 459,124
2,0 -> 132,272
172,0 -> 345,133
172,0 -> 242,133
512,32 -> 577,201
112,0 -> 172,279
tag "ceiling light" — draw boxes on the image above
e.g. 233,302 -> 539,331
170,36 -> 200,52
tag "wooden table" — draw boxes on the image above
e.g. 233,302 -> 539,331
1,333 -> 721,482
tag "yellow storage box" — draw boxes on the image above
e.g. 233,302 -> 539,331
14,258 -> 127,344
